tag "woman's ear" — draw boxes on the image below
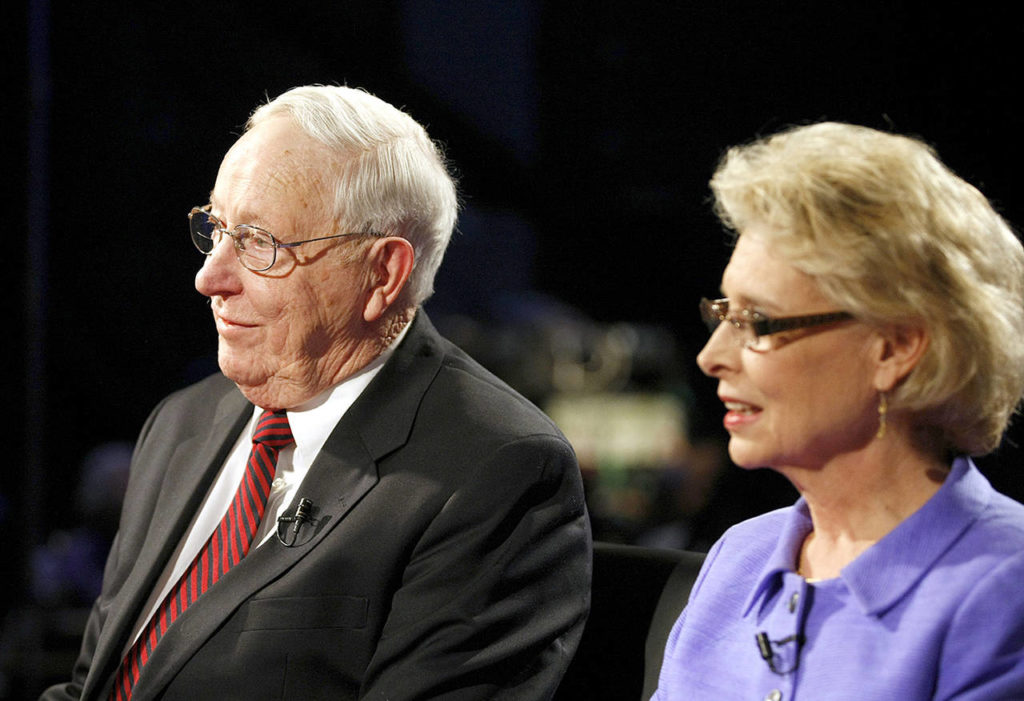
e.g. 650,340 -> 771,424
363,237 -> 415,323
873,323 -> 929,392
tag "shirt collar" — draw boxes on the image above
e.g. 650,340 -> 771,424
253,321 -> 411,466
742,457 -> 991,619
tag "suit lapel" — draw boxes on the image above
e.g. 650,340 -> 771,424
128,314 -> 446,698
87,385 -> 251,700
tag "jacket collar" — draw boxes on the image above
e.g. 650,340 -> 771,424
743,457 -> 989,619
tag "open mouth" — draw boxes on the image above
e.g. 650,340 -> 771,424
724,401 -> 761,416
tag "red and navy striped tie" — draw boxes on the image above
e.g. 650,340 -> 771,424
109,410 -> 293,700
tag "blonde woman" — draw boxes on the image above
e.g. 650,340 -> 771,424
654,123 -> 1024,700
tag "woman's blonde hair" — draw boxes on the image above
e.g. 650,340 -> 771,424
711,122 -> 1024,455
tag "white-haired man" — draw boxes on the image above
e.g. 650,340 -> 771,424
42,85 -> 591,701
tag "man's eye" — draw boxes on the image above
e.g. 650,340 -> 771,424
242,230 -> 275,249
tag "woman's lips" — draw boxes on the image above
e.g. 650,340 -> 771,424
722,399 -> 762,430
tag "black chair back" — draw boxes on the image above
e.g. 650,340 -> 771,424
555,542 -> 705,700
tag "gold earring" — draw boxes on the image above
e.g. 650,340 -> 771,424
876,392 -> 888,439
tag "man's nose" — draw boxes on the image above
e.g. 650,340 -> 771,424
195,235 -> 243,297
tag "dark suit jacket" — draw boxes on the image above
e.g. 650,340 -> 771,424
42,313 -> 592,700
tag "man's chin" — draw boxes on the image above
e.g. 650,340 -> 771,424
217,349 -> 268,388
217,353 -> 300,409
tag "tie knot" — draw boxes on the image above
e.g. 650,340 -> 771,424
253,409 -> 294,448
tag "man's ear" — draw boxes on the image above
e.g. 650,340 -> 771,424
873,323 -> 929,392
363,237 -> 415,323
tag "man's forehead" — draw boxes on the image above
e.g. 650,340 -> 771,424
220,118 -> 333,180
223,135 -> 327,181
211,132 -> 335,228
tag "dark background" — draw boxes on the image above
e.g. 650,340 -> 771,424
4,1 -> 1023,696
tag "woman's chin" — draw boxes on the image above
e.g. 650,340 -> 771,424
726,441 -> 774,471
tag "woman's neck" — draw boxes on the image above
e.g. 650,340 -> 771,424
786,431 -> 949,580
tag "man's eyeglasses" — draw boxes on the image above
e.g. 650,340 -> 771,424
699,297 -> 853,352
189,205 -> 379,272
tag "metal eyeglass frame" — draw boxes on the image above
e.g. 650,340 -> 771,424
700,297 -> 853,350
189,205 -> 381,272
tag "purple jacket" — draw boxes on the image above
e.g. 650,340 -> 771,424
654,457 -> 1024,700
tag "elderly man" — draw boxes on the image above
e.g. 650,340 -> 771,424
42,85 -> 591,701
